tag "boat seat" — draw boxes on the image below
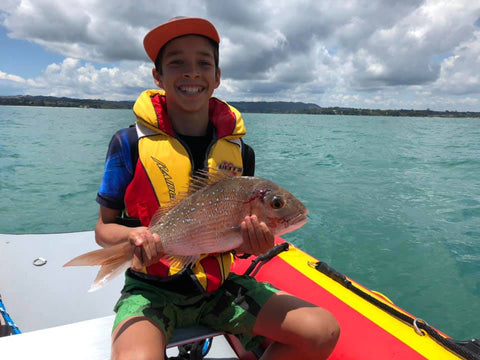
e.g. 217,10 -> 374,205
168,325 -> 225,348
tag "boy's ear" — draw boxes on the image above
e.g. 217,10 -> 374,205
215,68 -> 221,89
152,68 -> 164,89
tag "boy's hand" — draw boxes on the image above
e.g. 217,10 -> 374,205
237,215 -> 274,256
129,227 -> 163,271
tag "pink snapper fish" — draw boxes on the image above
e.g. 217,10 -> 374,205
64,172 -> 308,291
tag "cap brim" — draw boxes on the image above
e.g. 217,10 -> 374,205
144,17 -> 220,63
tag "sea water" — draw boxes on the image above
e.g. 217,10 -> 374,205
0,106 -> 479,340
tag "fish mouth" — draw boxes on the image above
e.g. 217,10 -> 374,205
276,211 -> 309,236
289,211 -> 309,225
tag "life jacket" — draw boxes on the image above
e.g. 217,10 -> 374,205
124,89 -> 246,293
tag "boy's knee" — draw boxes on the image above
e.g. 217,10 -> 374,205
317,319 -> 340,357
303,308 -> 340,357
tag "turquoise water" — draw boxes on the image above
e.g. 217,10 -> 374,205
1,106 -> 479,340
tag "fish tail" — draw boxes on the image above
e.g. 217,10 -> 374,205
63,242 -> 133,291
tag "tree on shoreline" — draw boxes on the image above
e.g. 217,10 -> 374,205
1,95 -> 479,118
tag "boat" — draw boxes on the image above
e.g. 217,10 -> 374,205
0,231 -> 479,359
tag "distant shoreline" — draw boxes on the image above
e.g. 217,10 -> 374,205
1,95 -> 479,118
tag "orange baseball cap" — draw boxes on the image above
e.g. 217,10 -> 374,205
143,17 -> 220,63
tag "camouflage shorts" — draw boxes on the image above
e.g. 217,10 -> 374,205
113,271 -> 278,351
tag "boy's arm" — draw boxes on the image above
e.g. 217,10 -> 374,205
94,205 -> 140,247
95,205 -> 163,270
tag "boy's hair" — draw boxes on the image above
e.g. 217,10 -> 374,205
154,35 -> 220,75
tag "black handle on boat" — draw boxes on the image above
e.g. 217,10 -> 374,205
243,243 -> 289,276
311,261 -> 352,288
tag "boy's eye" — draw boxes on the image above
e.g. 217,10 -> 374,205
168,60 -> 183,66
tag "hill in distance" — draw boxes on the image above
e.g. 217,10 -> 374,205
0,95 -> 479,118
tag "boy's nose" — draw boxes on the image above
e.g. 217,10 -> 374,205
183,62 -> 200,78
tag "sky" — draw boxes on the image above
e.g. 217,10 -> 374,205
1,0 -> 480,111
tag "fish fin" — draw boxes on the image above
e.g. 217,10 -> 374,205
64,242 -> 132,291
63,242 -> 132,266
167,255 -> 200,269
190,168 -> 235,190
88,260 -> 131,292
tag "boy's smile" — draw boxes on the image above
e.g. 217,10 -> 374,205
153,35 -> 221,117
178,86 -> 204,94
177,84 -> 206,97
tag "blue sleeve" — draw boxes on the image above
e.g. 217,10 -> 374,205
96,127 -> 137,210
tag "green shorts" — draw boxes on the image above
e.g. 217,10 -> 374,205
113,271 -> 279,351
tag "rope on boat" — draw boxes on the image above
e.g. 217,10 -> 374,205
0,294 -> 21,336
310,261 -> 480,360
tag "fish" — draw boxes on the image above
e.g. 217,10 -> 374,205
64,171 -> 308,291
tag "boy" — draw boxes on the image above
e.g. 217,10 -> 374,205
95,17 -> 339,360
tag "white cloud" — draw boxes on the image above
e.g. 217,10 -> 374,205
433,30 -> 480,95
0,70 -> 25,83
4,57 -> 153,100
1,0 -> 480,110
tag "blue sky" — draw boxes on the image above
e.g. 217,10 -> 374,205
1,1 -> 480,111
0,26 -> 62,79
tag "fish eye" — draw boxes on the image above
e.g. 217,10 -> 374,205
270,195 -> 285,209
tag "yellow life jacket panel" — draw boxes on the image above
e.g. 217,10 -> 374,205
124,90 -> 246,292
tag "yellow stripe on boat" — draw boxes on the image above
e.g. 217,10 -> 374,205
278,244 -> 461,360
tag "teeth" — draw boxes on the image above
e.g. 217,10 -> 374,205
180,86 -> 203,94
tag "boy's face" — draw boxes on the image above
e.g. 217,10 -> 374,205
153,35 -> 221,114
